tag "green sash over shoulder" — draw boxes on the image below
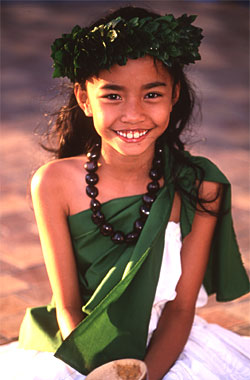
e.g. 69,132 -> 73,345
19,148 -> 249,375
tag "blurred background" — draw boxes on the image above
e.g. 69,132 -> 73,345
0,0 -> 249,344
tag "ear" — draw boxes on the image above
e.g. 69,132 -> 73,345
171,81 -> 180,107
74,83 -> 93,117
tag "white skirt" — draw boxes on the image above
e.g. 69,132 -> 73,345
164,315 -> 250,380
1,315 -> 250,380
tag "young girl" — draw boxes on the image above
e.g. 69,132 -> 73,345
4,6 -> 250,380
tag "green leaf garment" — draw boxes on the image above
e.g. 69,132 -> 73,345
19,147 -> 250,375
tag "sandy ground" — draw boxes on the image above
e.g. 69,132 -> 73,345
0,1 -> 249,344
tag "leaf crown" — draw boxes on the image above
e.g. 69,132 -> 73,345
51,13 -> 203,83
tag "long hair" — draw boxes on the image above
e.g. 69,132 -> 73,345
43,6 -> 221,215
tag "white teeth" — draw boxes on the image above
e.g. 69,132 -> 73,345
134,132 -> 140,139
116,130 -> 148,139
127,131 -> 133,139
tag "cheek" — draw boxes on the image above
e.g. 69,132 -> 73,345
87,100 -> 103,124
155,103 -> 172,127
91,102 -> 119,132
91,109 -> 111,135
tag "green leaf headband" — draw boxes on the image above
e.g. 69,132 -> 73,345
51,13 -> 203,83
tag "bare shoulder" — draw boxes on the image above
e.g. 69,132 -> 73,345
199,180 -> 223,197
169,181 -> 222,223
31,156 -> 87,215
198,180 -> 223,214
31,156 -> 85,192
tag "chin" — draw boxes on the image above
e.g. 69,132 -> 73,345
115,141 -> 156,158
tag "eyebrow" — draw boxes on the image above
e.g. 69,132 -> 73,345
143,81 -> 167,90
99,81 -> 167,91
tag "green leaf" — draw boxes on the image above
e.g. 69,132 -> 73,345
144,22 -> 159,33
52,66 -> 62,78
138,17 -> 152,28
129,17 -> 140,27
188,15 -> 197,23
169,46 -> 182,57
72,25 -> 81,34
54,50 -> 64,61
156,15 -> 174,23
107,17 -> 122,29
64,43 -> 72,53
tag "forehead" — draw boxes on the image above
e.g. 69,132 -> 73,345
86,56 -> 172,88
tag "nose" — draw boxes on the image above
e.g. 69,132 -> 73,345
120,97 -> 146,124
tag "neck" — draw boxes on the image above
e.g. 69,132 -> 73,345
99,144 -> 155,181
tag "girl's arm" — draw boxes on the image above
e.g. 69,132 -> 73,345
31,162 -> 84,339
144,181 -> 223,380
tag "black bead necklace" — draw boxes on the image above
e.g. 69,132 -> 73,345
84,143 -> 164,244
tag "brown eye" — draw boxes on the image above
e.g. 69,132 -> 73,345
145,92 -> 162,99
106,94 -> 121,100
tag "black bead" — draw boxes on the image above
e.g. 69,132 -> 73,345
111,231 -> 125,244
86,185 -> 98,198
84,161 -> 98,172
86,172 -> 99,185
90,198 -> 101,212
142,193 -> 156,205
149,168 -> 161,181
153,157 -> 162,169
92,211 -> 105,225
100,223 -> 114,236
140,204 -> 151,219
156,146 -> 164,156
87,151 -> 99,161
147,181 -> 160,194
134,219 -> 145,231
125,231 -> 140,244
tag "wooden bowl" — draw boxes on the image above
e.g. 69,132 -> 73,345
85,358 -> 148,380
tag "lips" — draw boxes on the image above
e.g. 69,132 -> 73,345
115,129 -> 149,140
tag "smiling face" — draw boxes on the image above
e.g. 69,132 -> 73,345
75,56 -> 179,160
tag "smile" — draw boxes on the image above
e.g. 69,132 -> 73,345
115,129 -> 149,140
